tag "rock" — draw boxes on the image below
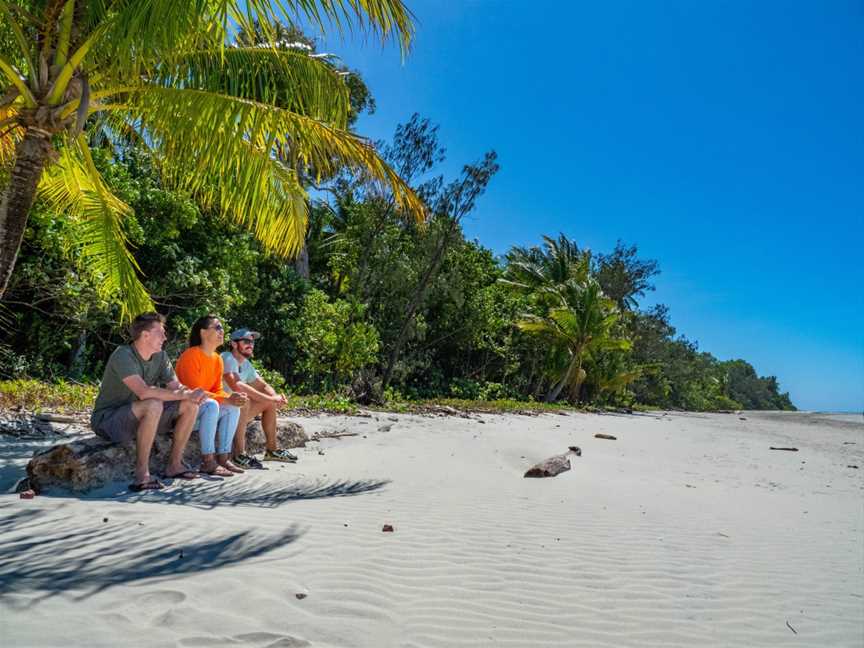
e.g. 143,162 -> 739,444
295,593 -> 307,600
594,434 -> 617,440
524,448 -> 580,478
739,417 -> 747,421
769,447 -> 798,451
378,424 -> 393,432
27,417 -> 308,493
382,524 -> 394,532
243,418 -> 307,454
848,465 -> 859,469
568,445 -> 582,456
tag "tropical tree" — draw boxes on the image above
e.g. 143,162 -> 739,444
501,233 -> 591,311
0,0 -> 422,320
516,277 -> 630,403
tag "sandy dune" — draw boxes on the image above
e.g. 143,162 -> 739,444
1,410 -> 862,647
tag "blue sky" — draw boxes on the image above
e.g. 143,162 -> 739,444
305,0 -> 862,411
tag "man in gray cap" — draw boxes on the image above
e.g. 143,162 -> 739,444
222,327 -> 298,467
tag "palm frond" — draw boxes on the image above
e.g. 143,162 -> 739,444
151,47 -> 350,126
0,0 -> 35,77
0,53 -> 36,108
102,86 -> 424,252
0,105 -> 22,168
278,0 -> 415,55
37,135 -> 153,321
87,0 -> 414,77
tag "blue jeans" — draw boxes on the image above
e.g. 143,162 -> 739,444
193,399 -> 241,454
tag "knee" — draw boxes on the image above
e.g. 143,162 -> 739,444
200,398 -> 218,414
141,399 -> 163,418
179,399 -> 199,415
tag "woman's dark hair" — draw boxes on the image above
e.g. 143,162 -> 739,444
189,315 -> 219,347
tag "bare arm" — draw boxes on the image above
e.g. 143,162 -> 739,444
123,375 -> 204,403
251,377 -> 281,399
223,372 -> 282,403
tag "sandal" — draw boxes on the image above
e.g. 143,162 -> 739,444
163,469 -> 199,480
201,464 -> 234,477
129,479 -> 165,492
220,460 -> 245,474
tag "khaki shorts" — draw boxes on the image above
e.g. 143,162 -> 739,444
93,401 -> 181,444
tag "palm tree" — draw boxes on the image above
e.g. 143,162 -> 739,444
501,233 -> 590,300
0,0 -> 422,320
516,277 -> 631,403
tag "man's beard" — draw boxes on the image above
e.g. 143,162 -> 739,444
240,349 -> 254,359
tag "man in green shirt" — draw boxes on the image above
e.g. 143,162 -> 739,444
92,312 -> 205,491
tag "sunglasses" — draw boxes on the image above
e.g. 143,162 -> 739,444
237,338 -> 255,345
208,323 -> 224,332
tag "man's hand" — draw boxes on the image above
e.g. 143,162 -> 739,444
185,388 -> 206,404
272,393 -> 287,405
228,391 -> 248,407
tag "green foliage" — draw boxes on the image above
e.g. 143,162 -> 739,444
0,379 -> 98,413
287,289 -> 380,391
0,113 -> 794,413
1,1 -> 422,318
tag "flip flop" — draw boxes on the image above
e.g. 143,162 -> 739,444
129,479 -> 165,492
201,465 -> 234,477
163,469 -> 198,480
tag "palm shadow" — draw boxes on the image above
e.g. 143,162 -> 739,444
0,505 -> 303,605
74,476 -> 392,510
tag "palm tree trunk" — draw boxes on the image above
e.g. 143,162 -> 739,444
380,217 -> 457,391
0,130 -> 53,298
293,243 -> 310,279
545,351 -> 582,403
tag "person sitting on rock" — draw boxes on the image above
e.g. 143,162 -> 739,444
91,312 -> 205,492
176,315 -> 248,477
221,327 -> 298,468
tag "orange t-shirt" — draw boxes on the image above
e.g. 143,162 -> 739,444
175,346 -> 229,403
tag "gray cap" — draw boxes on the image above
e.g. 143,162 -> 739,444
229,328 -> 261,341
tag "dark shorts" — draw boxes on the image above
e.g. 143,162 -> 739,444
93,400 -> 182,444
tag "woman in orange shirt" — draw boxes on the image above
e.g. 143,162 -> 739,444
176,315 -> 247,476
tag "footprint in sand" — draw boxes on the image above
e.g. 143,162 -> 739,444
109,589 -> 186,618
235,632 -> 311,647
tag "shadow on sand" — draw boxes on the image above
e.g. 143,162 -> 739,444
0,505 -> 301,604
102,477 -> 390,509
56,475 -> 392,510
0,477 -> 389,604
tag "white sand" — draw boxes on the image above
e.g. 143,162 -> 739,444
1,410 -> 862,647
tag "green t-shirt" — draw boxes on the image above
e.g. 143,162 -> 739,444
91,345 -> 177,427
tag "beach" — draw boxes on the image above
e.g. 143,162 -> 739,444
1,410 -> 862,647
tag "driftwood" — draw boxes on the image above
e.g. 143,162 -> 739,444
594,434 -> 617,441
27,417 -> 307,493
36,414 -> 82,424
524,447 -> 581,478
769,447 -> 799,452
313,430 -> 359,440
